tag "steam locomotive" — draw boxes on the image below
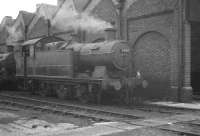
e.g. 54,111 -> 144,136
8,29 -> 147,104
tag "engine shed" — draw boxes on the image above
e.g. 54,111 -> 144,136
120,0 -> 200,102
2,0 -> 200,102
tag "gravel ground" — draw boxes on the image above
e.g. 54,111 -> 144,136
0,107 -> 96,136
0,105 -> 95,127
0,91 -> 200,136
0,106 -> 199,136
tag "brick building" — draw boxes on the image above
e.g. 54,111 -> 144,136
119,0 -> 200,102
1,0 -> 200,102
120,0 -> 179,101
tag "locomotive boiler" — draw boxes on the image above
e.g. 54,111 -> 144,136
15,29 -> 147,104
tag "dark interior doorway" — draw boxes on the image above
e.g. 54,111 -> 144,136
191,22 -> 200,95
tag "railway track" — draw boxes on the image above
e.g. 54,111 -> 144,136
1,92 -> 200,136
0,93 -> 142,123
157,120 -> 200,136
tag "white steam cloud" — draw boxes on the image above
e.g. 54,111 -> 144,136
0,16 -> 14,31
6,25 -> 23,44
38,0 -> 113,33
0,16 -> 23,44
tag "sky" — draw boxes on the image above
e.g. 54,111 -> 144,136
0,0 -> 57,22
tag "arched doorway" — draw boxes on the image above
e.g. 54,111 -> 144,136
191,22 -> 200,96
133,31 -> 171,99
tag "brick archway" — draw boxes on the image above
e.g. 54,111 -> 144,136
133,31 -> 171,99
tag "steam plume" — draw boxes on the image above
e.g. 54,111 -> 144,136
0,16 -> 14,31
6,25 -> 23,44
0,16 -> 22,44
39,0 -> 113,33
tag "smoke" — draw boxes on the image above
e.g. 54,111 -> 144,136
0,16 -> 14,31
6,25 -> 23,44
38,0 -> 113,33
0,16 -> 23,44
52,13 -> 113,33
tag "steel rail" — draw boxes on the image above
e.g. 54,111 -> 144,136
0,93 -> 141,122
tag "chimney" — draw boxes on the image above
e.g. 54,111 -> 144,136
105,28 -> 116,41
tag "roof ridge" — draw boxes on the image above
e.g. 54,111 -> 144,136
19,10 -> 34,14
36,3 -> 57,8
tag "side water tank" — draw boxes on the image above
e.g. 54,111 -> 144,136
34,49 -> 74,77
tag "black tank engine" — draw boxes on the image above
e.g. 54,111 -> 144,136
5,29 -> 148,104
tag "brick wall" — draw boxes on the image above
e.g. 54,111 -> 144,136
123,0 -> 179,100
